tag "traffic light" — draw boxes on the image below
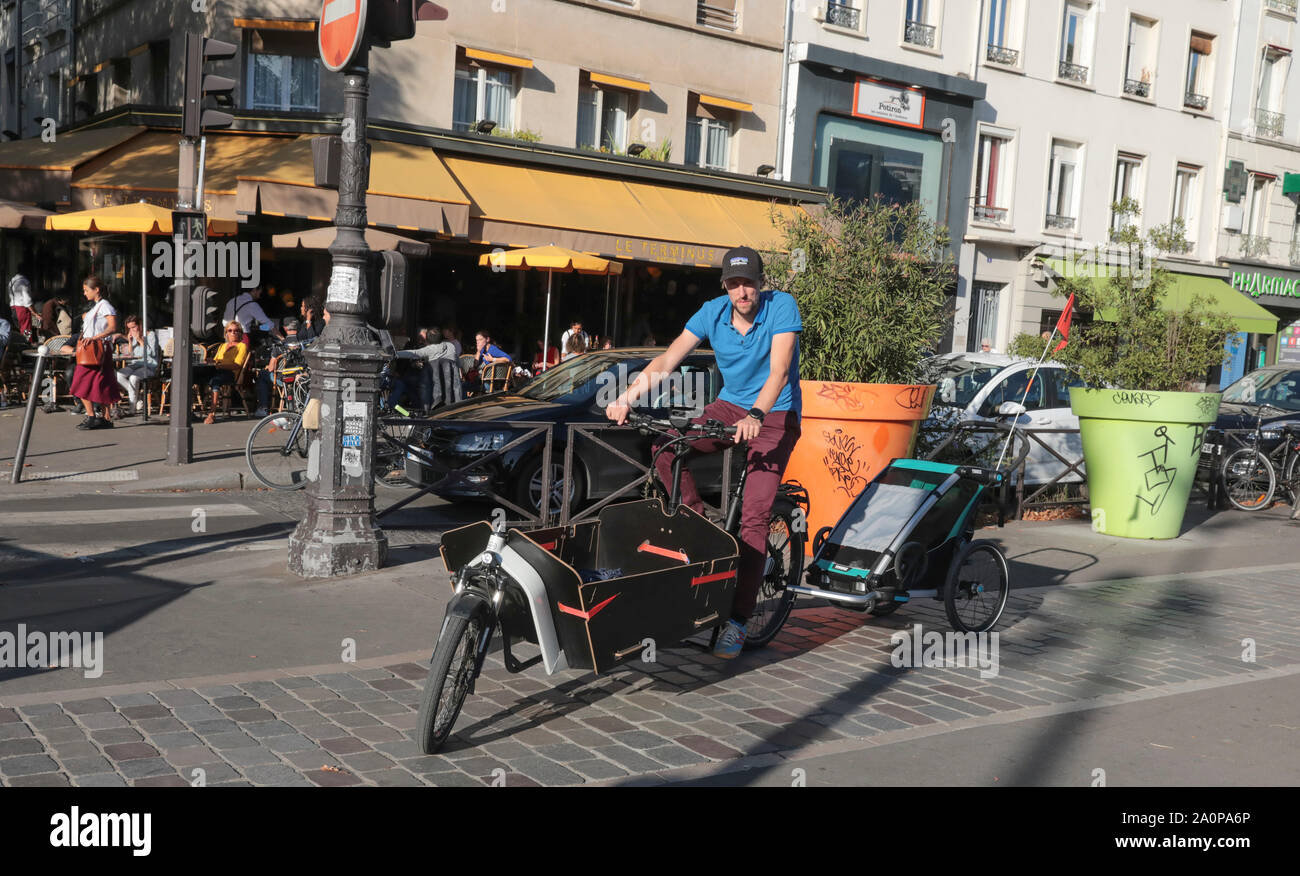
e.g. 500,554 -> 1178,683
191,286 -> 220,340
183,34 -> 238,139
373,251 -> 411,334
368,0 -> 448,46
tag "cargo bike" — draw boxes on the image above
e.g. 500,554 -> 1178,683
416,412 -> 809,753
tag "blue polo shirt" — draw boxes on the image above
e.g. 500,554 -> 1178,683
685,289 -> 802,415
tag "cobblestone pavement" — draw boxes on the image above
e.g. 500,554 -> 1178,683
2,563 -> 1297,787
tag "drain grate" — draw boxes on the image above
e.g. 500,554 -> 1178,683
19,471 -> 141,482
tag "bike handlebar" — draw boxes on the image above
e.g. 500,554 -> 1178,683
624,410 -> 737,440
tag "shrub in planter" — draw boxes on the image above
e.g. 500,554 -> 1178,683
764,196 -> 954,550
1043,203 -> 1234,538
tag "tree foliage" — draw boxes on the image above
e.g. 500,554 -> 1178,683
764,197 -> 954,385
1046,202 -> 1234,392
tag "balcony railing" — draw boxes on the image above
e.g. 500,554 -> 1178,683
1123,78 -> 1151,98
973,204 -> 1009,224
1163,237 -> 1194,255
904,20 -> 936,48
1266,0 -> 1298,16
1184,92 -> 1209,111
1240,234 -> 1273,259
696,1 -> 737,30
986,44 -> 1020,66
825,1 -> 860,29
1255,107 -> 1286,138
1058,61 -> 1089,83
1046,213 -> 1077,230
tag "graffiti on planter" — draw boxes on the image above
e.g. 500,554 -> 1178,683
823,428 -> 871,496
1196,395 -> 1217,418
1112,391 -> 1160,407
894,386 -> 928,411
1135,426 -> 1177,516
1190,423 -> 1207,458
817,382 -> 866,412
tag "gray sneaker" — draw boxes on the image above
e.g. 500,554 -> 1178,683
713,619 -> 747,659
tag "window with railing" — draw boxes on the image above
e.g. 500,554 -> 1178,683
1266,0 -> 1298,18
1046,139 -> 1082,231
973,128 -> 1014,225
1255,46 -> 1290,137
825,0 -> 861,30
1243,173 -> 1273,258
1123,15 -> 1157,99
697,0 -> 738,31
985,0 -> 1021,66
1184,33 -> 1213,110
904,0 -> 938,48
1059,0 -> 1093,84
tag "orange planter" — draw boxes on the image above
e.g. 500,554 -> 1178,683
784,381 -> 936,555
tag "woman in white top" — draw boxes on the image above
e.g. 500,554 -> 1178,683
69,275 -> 120,430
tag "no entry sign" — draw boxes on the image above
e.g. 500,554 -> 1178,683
319,0 -> 368,72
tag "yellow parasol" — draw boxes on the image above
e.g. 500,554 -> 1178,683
45,202 -> 238,337
476,244 -> 623,371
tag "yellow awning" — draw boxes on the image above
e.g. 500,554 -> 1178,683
0,125 -> 145,202
70,131 -> 293,219
233,18 -> 317,31
236,137 -> 470,235
589,71 -> 651,92
464,47 -> 534,69
442,154 -> 805,264
698,93 -> 754,113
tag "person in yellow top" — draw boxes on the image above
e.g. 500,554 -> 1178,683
196,320 -> 249,424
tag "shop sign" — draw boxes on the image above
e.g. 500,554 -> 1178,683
1231,269 -> 1300,300
852,78 -> 925,130
613,238 -> 723,267
1280,318 -> 1300,361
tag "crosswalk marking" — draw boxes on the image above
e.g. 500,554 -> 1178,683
0,504 -> 259,527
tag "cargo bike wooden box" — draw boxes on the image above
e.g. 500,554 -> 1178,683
417,498 -> 740,753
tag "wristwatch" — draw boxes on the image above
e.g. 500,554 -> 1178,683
747,407 -> 766,423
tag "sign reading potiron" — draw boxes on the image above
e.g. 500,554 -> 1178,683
852,78 -> 926,130
319,0 -> 368,73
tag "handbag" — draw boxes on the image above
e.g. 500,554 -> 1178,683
76,338 -> 105,367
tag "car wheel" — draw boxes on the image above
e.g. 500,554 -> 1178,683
514,455 -> 584,518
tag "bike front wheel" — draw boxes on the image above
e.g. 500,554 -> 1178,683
1221,448 -> 1275,511
245,411 -> 312,490
415,603 -> 490,754
943,540 -> 1010,634
743,498 -> 805,649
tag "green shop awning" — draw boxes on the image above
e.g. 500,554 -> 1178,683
1284,172 -> 1300,196
1043,260 -> 1279,336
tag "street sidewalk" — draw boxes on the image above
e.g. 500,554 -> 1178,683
0,404 -> 254,494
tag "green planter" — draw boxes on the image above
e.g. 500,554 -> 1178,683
1069,388 -> 1221,539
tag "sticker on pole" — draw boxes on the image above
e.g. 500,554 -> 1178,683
342,401 -> 367,449
319,0 -> 368,73
327,264 -> 361,305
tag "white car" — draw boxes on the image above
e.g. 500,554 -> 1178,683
920,352 -> 1087,484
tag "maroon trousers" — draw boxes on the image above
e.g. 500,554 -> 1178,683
653,399 -> 801,620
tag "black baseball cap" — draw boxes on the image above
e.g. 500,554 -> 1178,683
720,246 -> 763,285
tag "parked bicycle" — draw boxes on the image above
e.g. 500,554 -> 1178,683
414,411 -> 809,753
1218,414 -> 1300,512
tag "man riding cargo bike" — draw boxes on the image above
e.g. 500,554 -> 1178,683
605,246 -> 803,658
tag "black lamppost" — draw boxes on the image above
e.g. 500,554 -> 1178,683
288,48 -> 389,577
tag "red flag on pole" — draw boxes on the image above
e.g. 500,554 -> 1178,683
1054,293 -> 1075,353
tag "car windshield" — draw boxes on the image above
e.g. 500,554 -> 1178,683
922,359 -> 1004,408
517,353 -> 646,405
1221,369 -> 1300,411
